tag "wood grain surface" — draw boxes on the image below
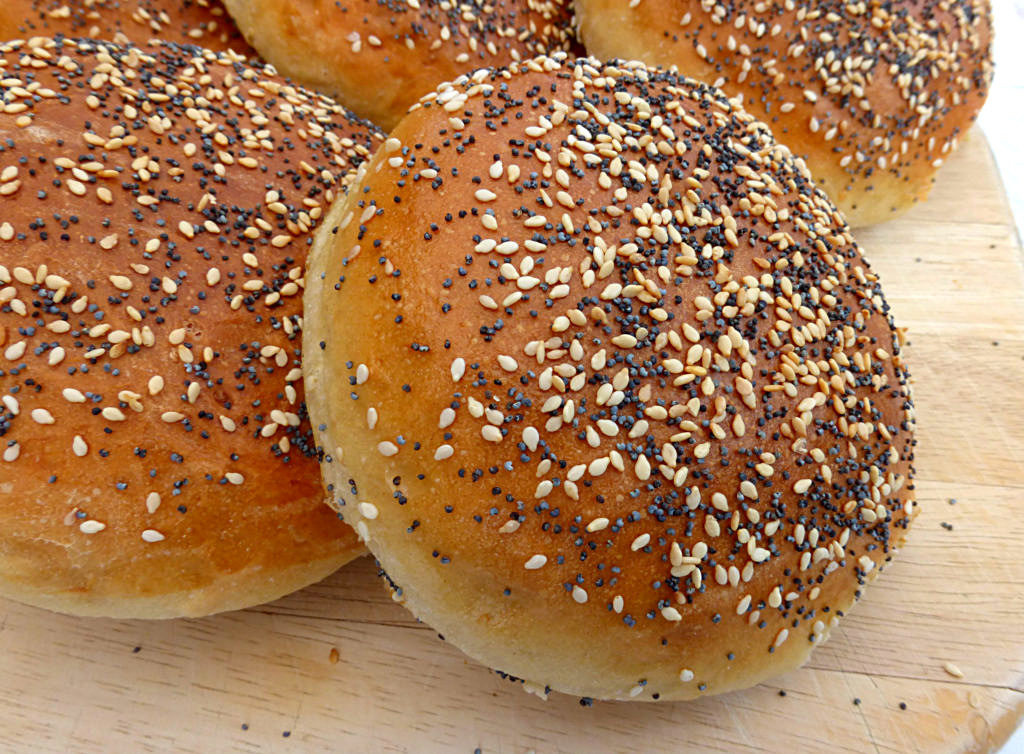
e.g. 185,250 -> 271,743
0,129 -> 1021,754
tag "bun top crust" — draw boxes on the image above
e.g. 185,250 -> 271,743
220,0 -> 576,130
0,37 -> 380,617
574,0 -> 994,226
0,0 -> 255,55
305,54 -> 917,701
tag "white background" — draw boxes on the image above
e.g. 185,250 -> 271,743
982,0 -> 1024,239
983,3 -> 1024,750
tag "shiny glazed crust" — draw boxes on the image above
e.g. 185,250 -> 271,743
0,0 -> 255,55
222,0 -> 576,130
304,55 -> 917,700
575,0 -> 993,227
0,37 -> 381,617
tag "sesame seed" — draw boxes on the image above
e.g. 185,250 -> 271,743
524,554 -> 547,570
378,441 -> 399,457
481,425 -> 503,443
358,502 -> 379,520
634,454 -> 651,481
450,358 -> 466,382
79,520 -> 106,534
72,436 -> 88,457
704,516 -> 721,538
141,530 -> 165,543
30,408 -> 54,425
522,427 -> 539,451
4,341 -> 26,361
631,533 -> 651,551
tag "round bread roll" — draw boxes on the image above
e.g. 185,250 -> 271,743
575,0 -> 993,227
0,0 -> 254,55
305,54 -> 917,701
0,37 -> 381,618
221,0 -> 576,131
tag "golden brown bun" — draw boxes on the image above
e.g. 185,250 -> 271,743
305,55 -> 917,701
575,0 -> 993,227
0,37 -> 382,618
221,0 -> 576,131
0,0 -> 255,56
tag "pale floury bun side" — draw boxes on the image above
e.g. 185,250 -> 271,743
221,0 -> 578,130
0,37 -> 383,618
304,54 -> 916,701
575,0 -> 994,227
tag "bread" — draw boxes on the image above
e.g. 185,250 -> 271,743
0,37 -> 382,618
0,0 -> 255,55
575,0 -> 993,227
304,54 -> 917,701
221,0 -> 576,131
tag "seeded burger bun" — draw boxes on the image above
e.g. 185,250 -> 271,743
220,0 -> 576,130
0,37 -> 382,618
305,55 -> 917,701
575,0 -> 993,227
0,0 -> 254,55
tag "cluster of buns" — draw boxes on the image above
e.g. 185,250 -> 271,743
0,0 -> 990,703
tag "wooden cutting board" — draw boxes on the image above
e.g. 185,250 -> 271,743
0,129 -> 1021,754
